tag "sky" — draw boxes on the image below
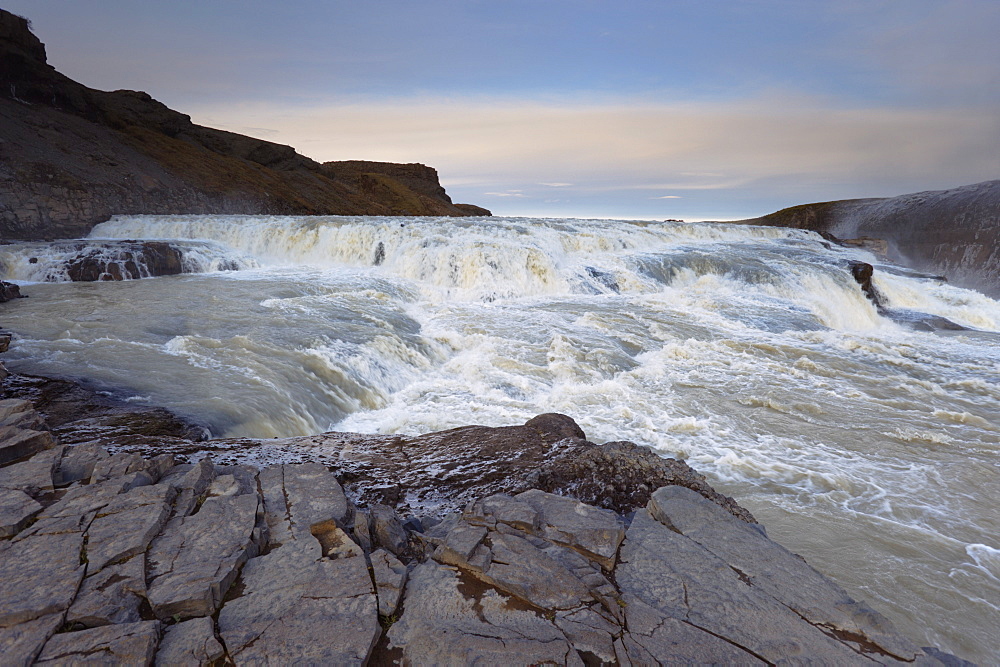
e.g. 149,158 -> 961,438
7,0 -> 999,220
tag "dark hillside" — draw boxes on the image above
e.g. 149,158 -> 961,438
0,9 -> 489,240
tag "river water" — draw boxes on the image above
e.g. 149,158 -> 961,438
2,215 -> 998,662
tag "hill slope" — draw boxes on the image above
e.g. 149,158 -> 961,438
740,180 -> 1000,297
0,10 -> 489,240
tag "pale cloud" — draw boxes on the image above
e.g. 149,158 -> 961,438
652,195 -> 682,199
187,95 -> 1000,216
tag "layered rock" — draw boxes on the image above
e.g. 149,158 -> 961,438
0,9 -> 490,241
0,396 -> 965,665
740,179 -> 1000,298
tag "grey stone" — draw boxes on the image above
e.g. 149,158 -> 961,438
351,507 -> 373,553
89,452 -> 147,484
259,462 -> 350,547
370,502 -> 409,557
649,484 -> 922,661
0,399 -> 33,423
0,531 -> 86,627
36,620 -> 160,665
465,493 -> 540,531
0,487 -> 42,538
516,489 -> 625,570
388,561 -> 575,665
617,509 -> 868,663
553,606 -> 620,664
0,426 -> 56,466
434,518 -> 487,564
146,491 -> 262,620
211,464 -> 258,496
481,531 -> 594,610
55,442 -> 110,486
155,617 -> 224,666
218,537 -> 380,664
620,593 -> 763,664
371,548 -> 408,617
161,456 -> 214,517
66,556 -> 146,628
0,446 -> 63,495
86,483 -> 174,572
0,612 -> 64,666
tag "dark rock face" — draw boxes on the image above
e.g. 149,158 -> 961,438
848,260 -> 883,308
61,241 -> 184,281
0,9 -> 490,241
0,280 -> 22,302
742,180 -> 1000,297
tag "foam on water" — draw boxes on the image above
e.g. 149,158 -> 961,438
3,214 -> 1000,661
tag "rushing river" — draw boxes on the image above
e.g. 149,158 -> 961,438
2,215 -> 999,662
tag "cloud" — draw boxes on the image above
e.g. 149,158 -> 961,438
652,195 -> 682,199
187,94 -> 1000,216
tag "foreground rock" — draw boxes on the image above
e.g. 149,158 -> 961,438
0,400 -> 966,665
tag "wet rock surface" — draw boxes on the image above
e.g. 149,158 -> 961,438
0,397 -> 967,665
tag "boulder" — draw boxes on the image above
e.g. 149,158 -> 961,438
0,424 -> 56,466
0,280 -> 22,302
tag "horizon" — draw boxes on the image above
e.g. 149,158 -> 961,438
5,0 -> 998,219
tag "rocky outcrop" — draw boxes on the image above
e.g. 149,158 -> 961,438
0,392 -> 967,665
0,9 -> 490,241
740,180 -> 1000,297
0,280 -> 22,302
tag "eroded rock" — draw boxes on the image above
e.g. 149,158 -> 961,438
35,620 -> 160,665
155,616 -> 224,666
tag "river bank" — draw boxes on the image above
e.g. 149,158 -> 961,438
0,366 -> 963,664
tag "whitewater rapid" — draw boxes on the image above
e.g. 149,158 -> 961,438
2,214 -> 999,661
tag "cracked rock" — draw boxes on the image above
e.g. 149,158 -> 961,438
86,482 -> 175,573
0,531 -> 86,627
155,616 -> 224,666
388,561 -> 577,665
218,537 -> 379,664
35,620 -> 160,665
66,555 -> 146,628
0,487 -> 43,538
146,491 -> 262,620
372,547 -> 408,617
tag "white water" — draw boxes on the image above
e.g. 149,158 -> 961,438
3,214 -> 999,662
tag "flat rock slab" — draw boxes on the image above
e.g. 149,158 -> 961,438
155,616 -> 224,666
0,487 -> 43,538
0,446 -> 62,494
86,483 -> 174,573
388,561 -> 577,665
67,556 -> 146,628
36,620 -> 160,665
0,612 -> 64,666
218,540 -> 380,664
515,489 -> 625,570
0,531 -> 86,627
0,425 -> 56,466
259,462 -> 349,547
146,492 -> 261,620
648,485 -> 922,661
617,509 -> 869,664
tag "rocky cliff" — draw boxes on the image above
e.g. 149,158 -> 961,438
739,180 -> 1000,298
0,10 -> 489,240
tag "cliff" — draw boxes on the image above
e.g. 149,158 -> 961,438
0,10 -> 489,240
739,180 -> 1000,298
